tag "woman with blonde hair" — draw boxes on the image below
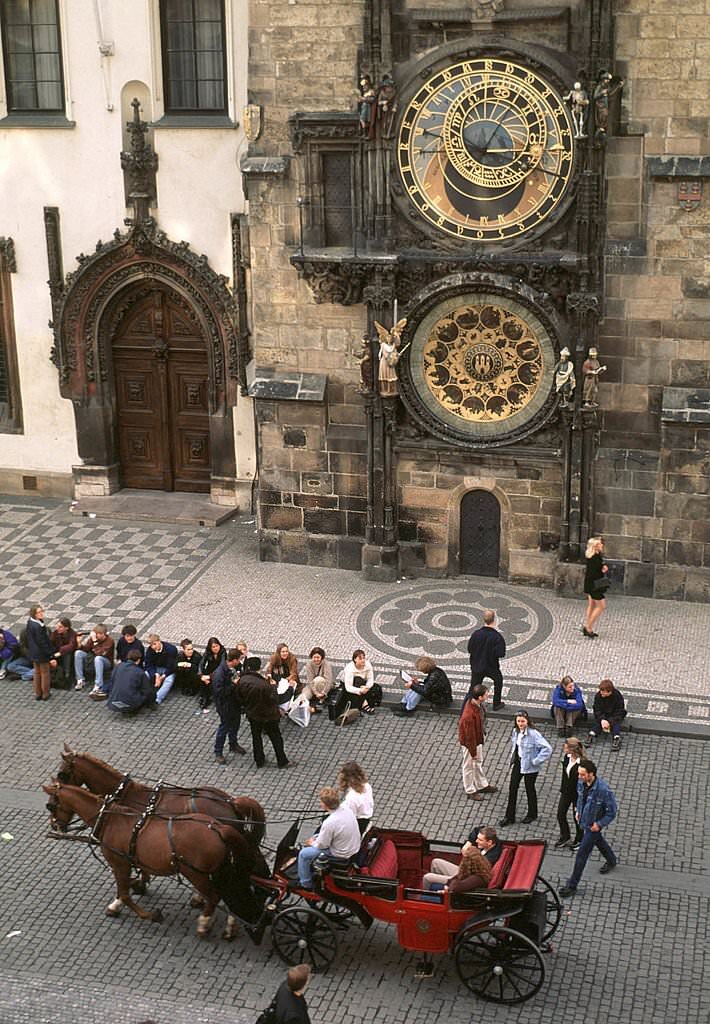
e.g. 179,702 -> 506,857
582,535 -> 609,638
555,736 -> 585,849
423,842 -> 492,893
337,761 -> 373,833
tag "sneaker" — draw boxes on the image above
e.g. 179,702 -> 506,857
0,667 -> 7,679
202,708 -> 211,715
75,679 -> 86,690
569,842 -> 581,852
90,685 -> 101,695
89,691 -> 108,701
587,732 -> 595,745
611,736 -> 621,752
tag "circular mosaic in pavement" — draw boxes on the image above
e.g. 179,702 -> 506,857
356,583 -> 553,664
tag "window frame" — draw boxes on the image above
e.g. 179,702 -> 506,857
0,0 -> 65,115
159,0 -> 228,117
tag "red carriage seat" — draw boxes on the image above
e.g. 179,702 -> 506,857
502,843 -> 545,892
360,838 -> 398,879
487,846 -> 515,889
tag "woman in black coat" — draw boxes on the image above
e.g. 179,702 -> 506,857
555,737 -> 585,848
582,535 -> 609,638
197,637 -> 225,711
26,603 -> 53,701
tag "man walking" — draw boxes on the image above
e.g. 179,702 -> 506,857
559,758 -> 618,898
212,648 -> 246,764
458,683 -> 497,801
466,609 -> 506,710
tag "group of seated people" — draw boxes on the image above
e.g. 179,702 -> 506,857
550,675 -> 627,750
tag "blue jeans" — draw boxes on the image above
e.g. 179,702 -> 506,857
402,689 -> 423,711
565,827 -> 617,889
214,711 -> 242,756
589,717 -> 622,738
149,672 -> 175,704
6,656 -> 34,681
74,651 -> 112,691
298,844 -> 331,888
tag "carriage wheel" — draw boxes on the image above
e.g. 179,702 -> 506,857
271,906 -> 338,973
317,900 -> 355,929
535,874 -> 562,942
454,925 -> 545,1004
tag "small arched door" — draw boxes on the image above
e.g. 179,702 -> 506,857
113,289 -> 210,492
460,490 -> 501,576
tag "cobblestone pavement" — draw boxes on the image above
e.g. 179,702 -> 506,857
0,500 -> 709,1024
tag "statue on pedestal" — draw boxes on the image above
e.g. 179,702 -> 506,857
582,347 -> 607,406
355,335 -> 374,394
554,347 -> 576,406
375,318 -> 407,397
593,71 -> 624,139
563,81 -> 589,139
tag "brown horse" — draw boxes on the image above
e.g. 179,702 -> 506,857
44,779 -> 261,936
56,745 -> 266,847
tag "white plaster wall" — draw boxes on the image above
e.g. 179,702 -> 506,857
0,0 -> 251,479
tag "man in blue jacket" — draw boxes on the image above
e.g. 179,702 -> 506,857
144,633 -> 178,704
107,649 -> 153,713
559,759 -> 618,897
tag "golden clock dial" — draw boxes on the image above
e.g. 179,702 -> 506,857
397,57 -> 575,242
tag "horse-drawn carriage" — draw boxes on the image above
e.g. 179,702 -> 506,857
46,748 -> 560,1004
250,824 -> 561,1004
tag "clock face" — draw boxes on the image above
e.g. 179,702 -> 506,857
397,56 -> 576,243
402,289 -> 557,445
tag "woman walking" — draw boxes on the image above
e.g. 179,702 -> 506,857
499,711 -> 552,826
26,603 -> 53,701
554,737 -> 585,848
583,536 -> 609,638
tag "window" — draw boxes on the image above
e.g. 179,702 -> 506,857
0,0 -> 64,113
322,152 -> 353,248
160,0 -> 227,114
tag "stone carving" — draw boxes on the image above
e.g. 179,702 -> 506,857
471,0 -> 505,17
120,98 -> 159,225
582,347 -> 606,406
593,71 -> 624,140
376,72 -> 397,138
356,335 -> 374,394
566,291 -> 600,317
127,380 -> 144,403
357,75 -> 377,137
563,82 -> 589,139
375,319 -> 407,397
554,348 -> 576,406
0,237 -> 16,273
288,111 -> 359,154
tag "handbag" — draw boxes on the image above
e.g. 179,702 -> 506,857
255,996 -> 277,1024
593,576 -> 611,592
288,695 -> 311,728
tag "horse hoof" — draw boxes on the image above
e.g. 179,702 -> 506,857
222,925 -> 239,942
151,909 -> 164,923
105,907 -> 121,918
189,894 -> 205,909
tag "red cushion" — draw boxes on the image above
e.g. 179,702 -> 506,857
361,839 -> 398,879
487,847 -> 514,889
503,844 -> 545,892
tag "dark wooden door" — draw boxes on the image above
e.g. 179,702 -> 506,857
460,490 -> 501,576
114,291 -> 210,493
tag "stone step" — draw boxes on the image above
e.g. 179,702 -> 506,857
70,489 -> 239,527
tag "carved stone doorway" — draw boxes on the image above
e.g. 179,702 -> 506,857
460,489 -> 501,576
113,289 -> 210,492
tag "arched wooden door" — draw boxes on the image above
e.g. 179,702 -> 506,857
460,490 -> 501,576
113,290 -> 210,492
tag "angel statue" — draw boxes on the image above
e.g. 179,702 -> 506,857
375,318 -> 407,397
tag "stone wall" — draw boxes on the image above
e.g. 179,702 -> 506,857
592,2 -> 710,598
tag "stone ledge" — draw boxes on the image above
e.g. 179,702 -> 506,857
248,368 -> 327,402
661,386 -> 710,423
647,155 -> 710,178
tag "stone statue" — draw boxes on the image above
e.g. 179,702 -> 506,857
377,73 -> 398,138
582,347 -> 607,406
593,71 -> 624,138
355,335 -> 374,394
358,75 -> 377,137
563,82 -> 589,139
554,347 -> 576,405
375,318 -> 407,397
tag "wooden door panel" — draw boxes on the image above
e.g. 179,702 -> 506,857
460,490 -> 501,576
114,357 -> 169,489
169,363 -> 210,492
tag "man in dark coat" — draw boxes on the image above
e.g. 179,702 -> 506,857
212,649 -> 246,764
466,609 -> 506,710
107,650 -> 153,714
273,964 -> 311,1023
237,656 -> 290,769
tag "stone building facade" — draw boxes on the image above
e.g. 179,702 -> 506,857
243,0 -> 710,601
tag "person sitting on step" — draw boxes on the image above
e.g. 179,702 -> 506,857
144,633 -> 178,705
75,624 -> 115,696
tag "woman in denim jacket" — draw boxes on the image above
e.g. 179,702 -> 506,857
499,711 -> 552,826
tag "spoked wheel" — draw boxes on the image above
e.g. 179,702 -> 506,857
455,925 -> 545,1004
271,906 -> 338,973
318,901 -> 355,929
535,874 -> 562,942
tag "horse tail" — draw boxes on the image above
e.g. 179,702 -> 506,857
209,823 -> 266,924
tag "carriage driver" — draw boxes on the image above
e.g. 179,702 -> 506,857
297,787 -> 361,890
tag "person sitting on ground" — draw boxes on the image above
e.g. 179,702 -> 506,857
107,649 -> 154,714
551,675 -> 586,737
175,638 -> 202,698
0,627 -> 20,679
237,656 -> 291,769
75,624 -> 115,696
341,649 -> 378,715
588,678 -> 626,752
301,646 -> 334,713
273,964 -> 312,1024
337,761 -> 374,834
198,636 -> 225,711
297,786 -> 361,890
395,655 -> 453,717
4,627 -> 35,681
49,617 -> 78,689
267,642 -> 300,714
212,648 -> 246,763
423,842 -> 493,893
472,826 -> 503,866
116,624 -> 144,666
234,640 -> 249,674
143,633 -> 178,705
